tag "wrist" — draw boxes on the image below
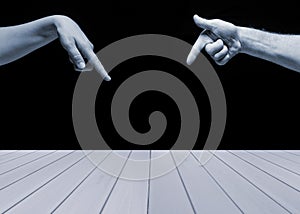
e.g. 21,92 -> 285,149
35,15 -> 63,39
236,26 -> 249,54
48,15 -> 73,37
51,15 -> 71,28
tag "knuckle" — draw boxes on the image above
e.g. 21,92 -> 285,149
210,19 -> 217,24
217,61 -> 226,66
223,45 -> 229,52
90,43 -> 94,50
215,60 -> 222,65
217,38 -> 223,43
64,40 -> 75,49
210,19 -> 219,27
214,52 -> 221,60
72,54 -> 83,61
79,41 -> 93,52
205,44 -> 212,53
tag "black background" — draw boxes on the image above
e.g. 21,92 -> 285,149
0,1 -> 299,149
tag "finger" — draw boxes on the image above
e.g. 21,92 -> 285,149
80,31 -> 94,50
69,56 -> 93,72
79,44 -> 111,81
214,45 -> 228,61
89,53 -> 111,81
67,43 -> 86,70
187,30 -> 214,65
193,15 -> 215,31
205,39 -> 223,56
216,53 -> 230,65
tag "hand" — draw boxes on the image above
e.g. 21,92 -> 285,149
187,15 -> 242,66
54,15 -> 111,80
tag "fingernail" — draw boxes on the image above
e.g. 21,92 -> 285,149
104,75 -> 111,81
78,62 -> 85,69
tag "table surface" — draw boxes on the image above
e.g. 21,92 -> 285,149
0,150 -> 299,214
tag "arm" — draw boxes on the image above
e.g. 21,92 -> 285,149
187,15 -> 300,73
0,16 -> 57,66
239,27 -> 300,72
0,15 -> 110,80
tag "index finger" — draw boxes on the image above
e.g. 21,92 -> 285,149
186,30 -> 214,65
88,52 -> 111,81
80,47 -> 111,81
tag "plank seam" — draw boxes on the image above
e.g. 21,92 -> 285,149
0,150 -> 57,176
228,151 -> 300,192
98,151 -> 132,214
146,150 -> 151,214
213,151 -> 292,214
245,151 -> 300,177
170,152 -> 197,214
51,151 -> 112,213
0,151 -> 75,191
191,152 -> 244,214
0,151 -> 38,166
2,151 -> 91,213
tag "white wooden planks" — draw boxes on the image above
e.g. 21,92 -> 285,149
8,151 -> 110,214
148,151 -> 195,214
0,151 -> 36,165
247,150 -> 300,175
175,152 -> 241,214
101,151 -> 150,214
0,150 -> 299,214
0,151 -> 83,213
0,150 -> 56,175
230,151 -> 300,191
193,151 -> 290,214
217,151 -> 300,213
53,151 -> 130,214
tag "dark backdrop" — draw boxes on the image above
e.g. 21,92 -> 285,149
0,0 -> 299,149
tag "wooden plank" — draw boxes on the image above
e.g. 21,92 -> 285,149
0,151 -> 73,190
217,151 -> 300,213
247,150 -> 300,175
0,150 -> 17,153
93,151 -> 132,179
193,151 -> 290,214
148,151 -> 195,214
101,151 -> 150,214
0,151 -> 18,158
0,150 -> 36,164
175,152 -> 241,214
267,151 -> 300,164
53,151 -> 130,214
284,150 -> 300,156
0,150 -> 56,175
118,150 -> 150,181
1,150 -> 298,213
8,151 -> 110,214
231,151 -> 300,191
0,151 -> 85,213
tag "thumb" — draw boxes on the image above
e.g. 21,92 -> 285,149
193,15 -> 215,31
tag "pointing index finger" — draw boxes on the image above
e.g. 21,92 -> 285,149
186,30 -> 214,65
88,53 -> 111,81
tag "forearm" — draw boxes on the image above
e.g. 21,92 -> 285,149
238,27 -> 300,72
0,15 -> 60,65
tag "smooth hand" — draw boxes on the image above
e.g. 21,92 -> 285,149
54,16 -> 110,80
